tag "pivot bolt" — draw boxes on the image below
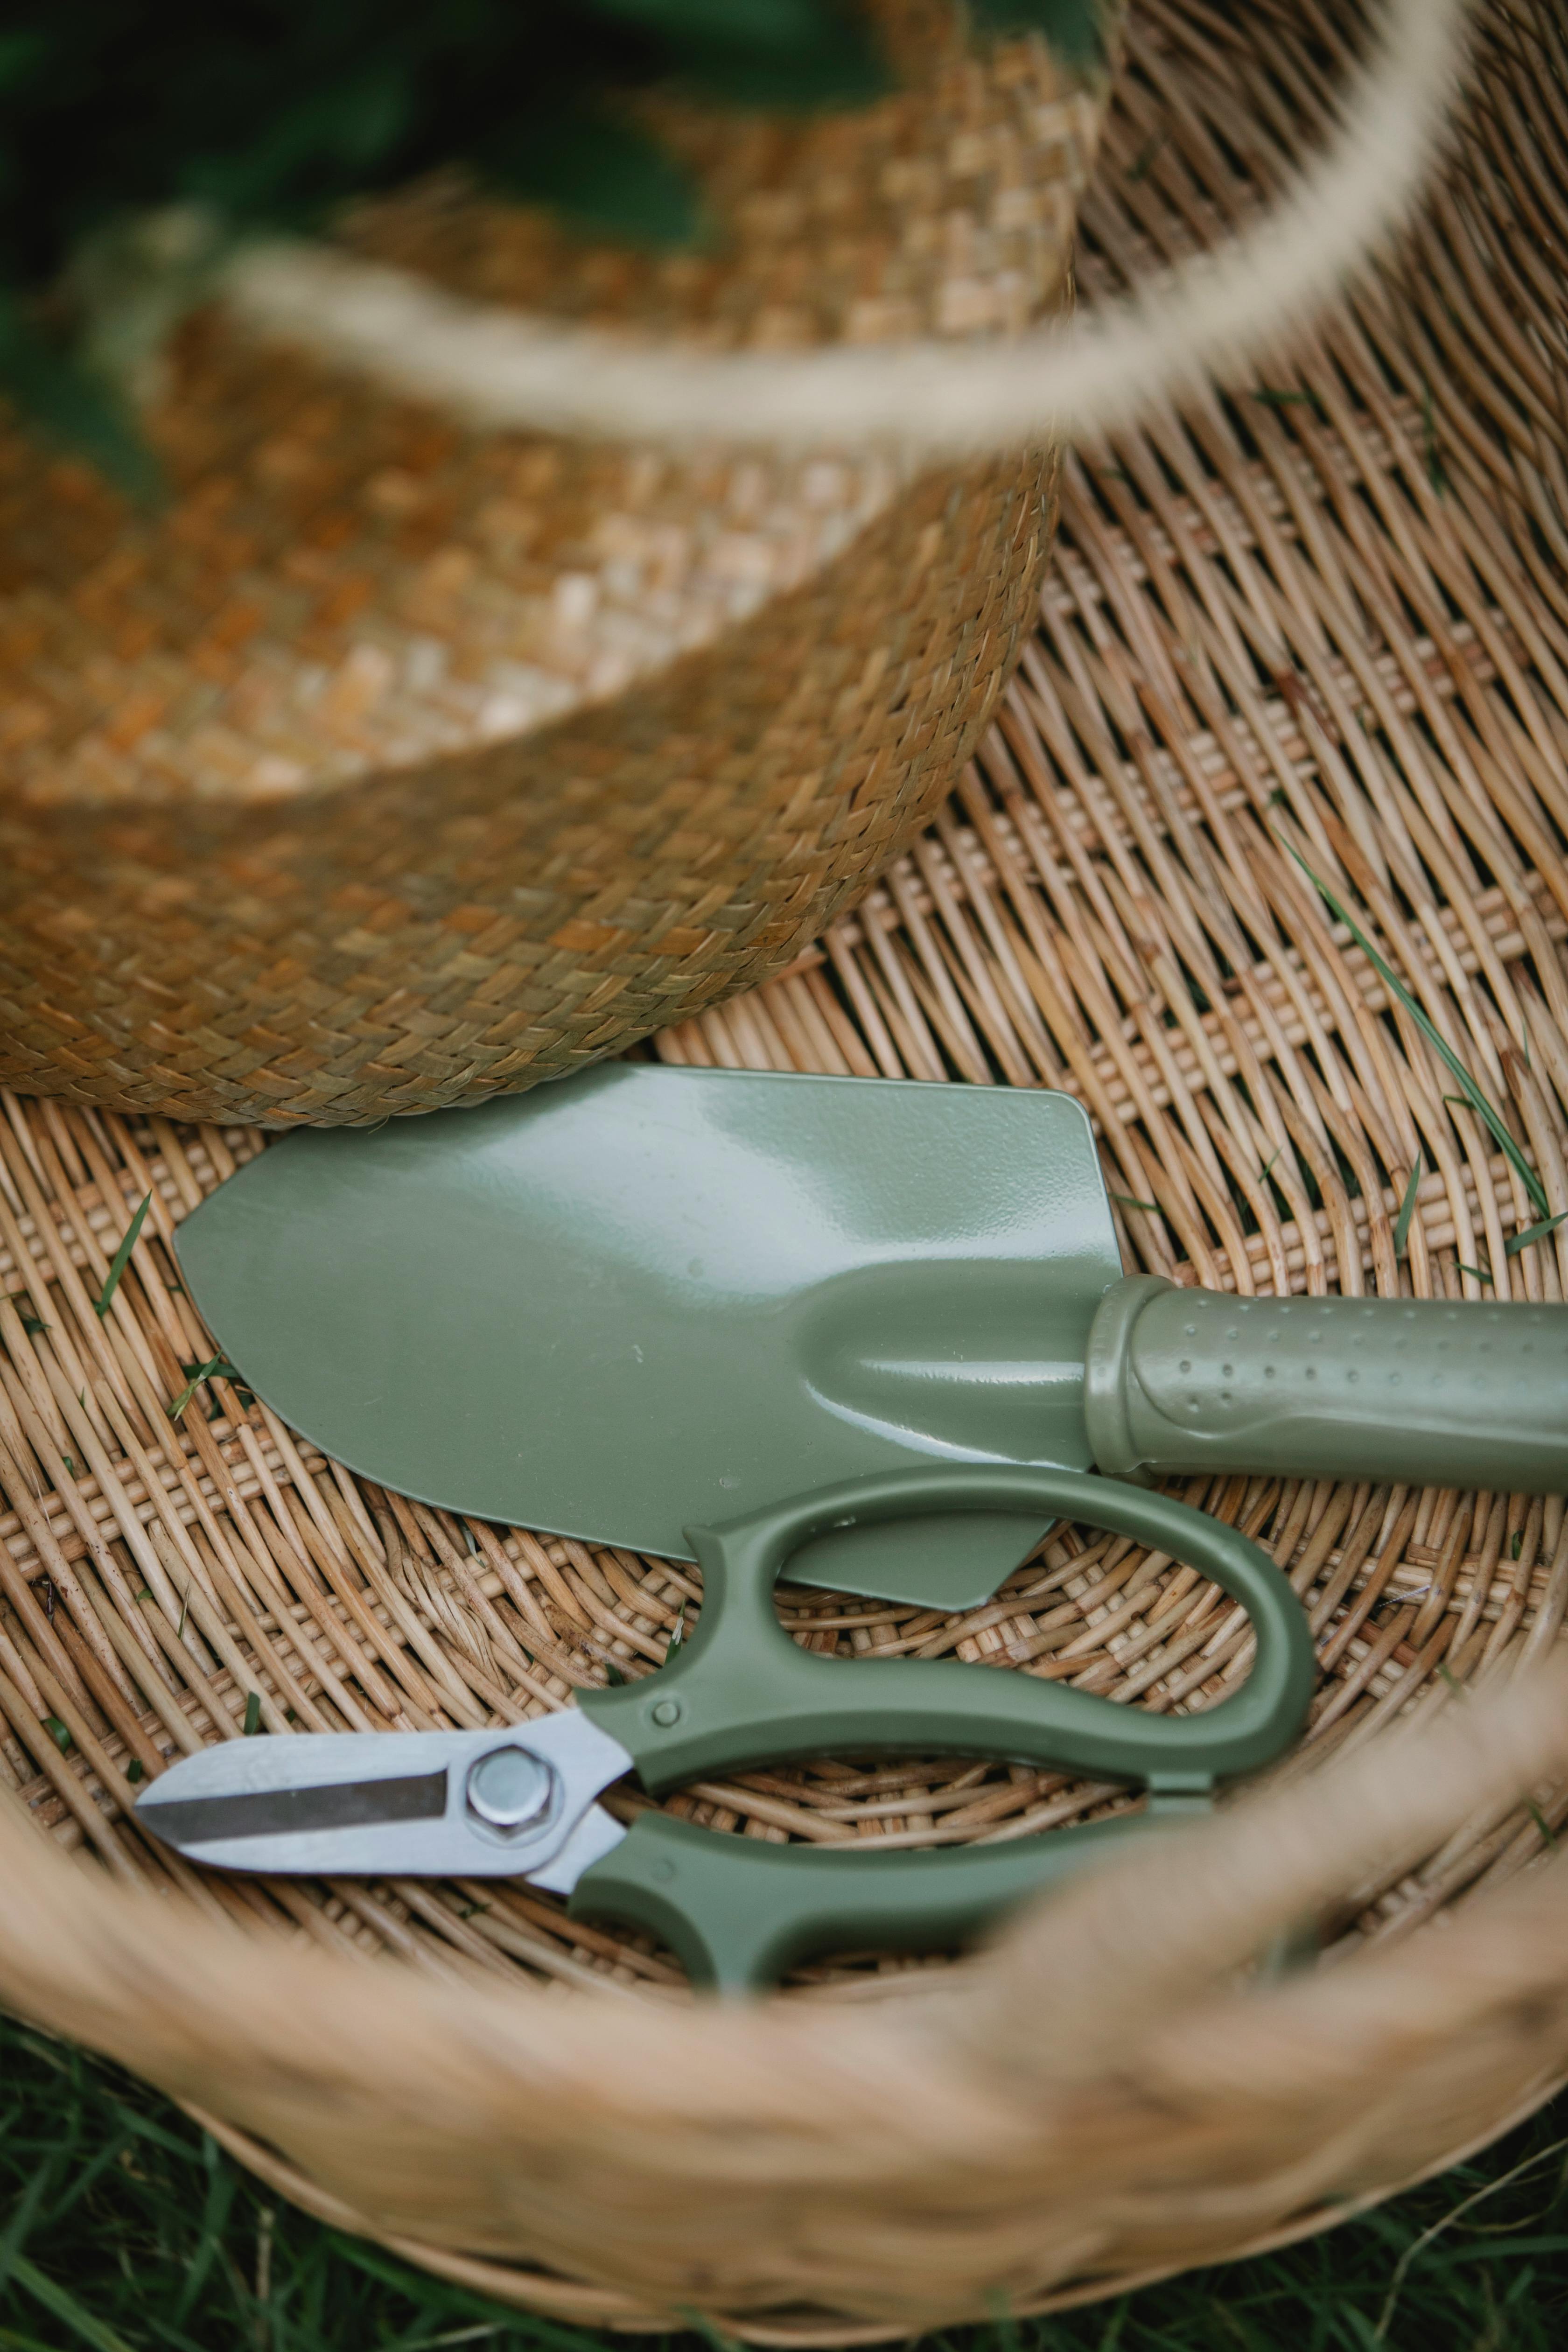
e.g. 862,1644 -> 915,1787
465,1744 -> 553,1833
651,1699 -> 682,1727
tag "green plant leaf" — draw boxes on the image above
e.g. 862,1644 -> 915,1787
242,1690 -> 263,1736
595,0 -> 889,105
179,67 -> 414,217
0,295 -> 161,504
0,31 -> 48,93
968,0 -> 1105,70
42,1715 -> 71,1755
597,0 -> 847,38
484,105 -> 705,246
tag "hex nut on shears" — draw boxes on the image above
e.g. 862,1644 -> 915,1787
465,1746 -> 557,1834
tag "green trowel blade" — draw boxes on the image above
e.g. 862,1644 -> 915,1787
175,1067 -> 1122,1611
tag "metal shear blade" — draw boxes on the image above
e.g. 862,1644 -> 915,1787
134,1713 -> 630,1888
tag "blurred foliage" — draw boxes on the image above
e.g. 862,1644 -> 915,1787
0,0 -> 1101,486
970,0 -> 1106,70
0,0 -> 888,291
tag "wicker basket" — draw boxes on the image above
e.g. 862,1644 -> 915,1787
1,0 -> 1567,2335
0,4 -> 1115,1129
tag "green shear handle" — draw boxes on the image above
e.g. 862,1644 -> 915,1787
573,1465 -> 1315,1990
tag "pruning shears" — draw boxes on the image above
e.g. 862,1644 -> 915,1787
137,1464 -> 1315,1992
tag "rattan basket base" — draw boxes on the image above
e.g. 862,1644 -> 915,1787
1,0 -> 1567,2332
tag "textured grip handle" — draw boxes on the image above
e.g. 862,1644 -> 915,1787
1087,1276 -> 1568,1492
571,1808 -> 1152,1994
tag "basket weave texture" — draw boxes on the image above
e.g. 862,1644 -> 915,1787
0,6 -> 1110,1128
1,0 -> 1568,2335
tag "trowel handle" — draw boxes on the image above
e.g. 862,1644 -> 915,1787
1086,1276 -> 1568,1494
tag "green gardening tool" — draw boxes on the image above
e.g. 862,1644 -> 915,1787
175,1064 -> 1568,1617
137,1462 -> 1317,1990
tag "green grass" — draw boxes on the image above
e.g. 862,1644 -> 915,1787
3,2011 -> 1568,2349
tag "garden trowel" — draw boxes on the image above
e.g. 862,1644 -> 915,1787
176,1064 -> 1568,1615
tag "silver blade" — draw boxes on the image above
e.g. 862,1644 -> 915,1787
525,1799 -> 628,1896
135,1712 -> 630,1884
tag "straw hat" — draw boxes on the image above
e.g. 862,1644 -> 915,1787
0,3 -> 1114,1126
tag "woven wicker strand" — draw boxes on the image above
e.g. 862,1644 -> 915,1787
0,0 -> 1567,2331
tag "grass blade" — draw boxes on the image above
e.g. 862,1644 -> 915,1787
0,2323 -> 86,2352
1393,1155 -> 1423,1260
171,2135 -> 237,2324
1282,843 -> 1547,1214
327,2233 -> 598,2350
1127,126 -> 1169,181
7,2253 -> 136,2352
1421,379 -> 1448,497
167,1354 -> 238,1420
93,1192 -> 152,1318
1252,385 -> 1327,418
1506,1213 -> 1568,1258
